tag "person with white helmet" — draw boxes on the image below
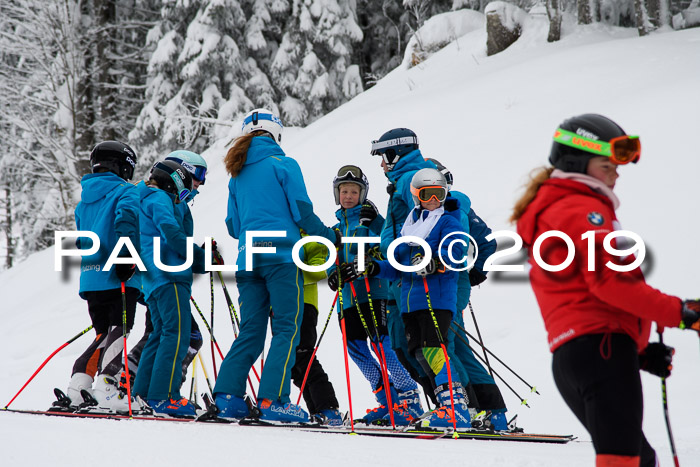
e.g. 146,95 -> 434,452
354,168 -> 471,429
213,108 -> 341,423
425,158 -> 509,431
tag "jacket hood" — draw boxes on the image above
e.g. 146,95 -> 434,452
137,179 -> 176,203
244,135 -> 286,165
517,178 -> 613,246
386,149 -> 434,183
80,172 -> 131,204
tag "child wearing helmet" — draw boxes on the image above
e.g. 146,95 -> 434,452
425,158 -> 509,431
59,141 -> 145,414
327,164 -> 421,426
512,114 -> 700,466
121,150 -> 210,393
131,160 -> 207,417
356,168 -> 471,429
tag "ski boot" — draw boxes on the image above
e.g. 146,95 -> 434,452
417,382 -> 471,429
257,398 -> 309,424
383,388 -> 423,426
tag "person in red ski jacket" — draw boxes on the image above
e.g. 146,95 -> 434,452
511,114 -> 700,467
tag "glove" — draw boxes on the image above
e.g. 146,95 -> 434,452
115,263 -> 136,282
328,272 -> 340,291
469,268 -> 487,287
359,200 -> 379,227
680,299 -> 700,331
411,254 -> 439,276
201,240 -> 224,265
639,342 -> 674,378
333,228 -> 342,248
352,255 -> 379,277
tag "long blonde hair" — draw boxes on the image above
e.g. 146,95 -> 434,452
224,130 -> 269,177
509,167 -> 554,224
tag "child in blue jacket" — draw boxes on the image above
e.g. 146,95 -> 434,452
357,168 -> 471,429
131,160 -> 206,417
327,164 -> 421,425
63,141 -> 142,414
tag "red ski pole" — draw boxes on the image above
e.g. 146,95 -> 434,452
422,277 -> 458,434
297,292 -> 338,405
121,282 -> 133,417
4,325 -> 93,409
335,257 -> 354,432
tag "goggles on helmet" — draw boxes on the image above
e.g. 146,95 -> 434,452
370,135 -> 419,155
411,185 -> 447,203
553,128 -> 641,165
336,165 -> 363,179
167,157 -> 207,184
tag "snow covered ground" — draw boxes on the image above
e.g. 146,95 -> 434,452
2,15 -> 700,467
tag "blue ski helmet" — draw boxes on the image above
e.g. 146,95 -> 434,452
165,150 -> 207,184
370,128 -> 419,171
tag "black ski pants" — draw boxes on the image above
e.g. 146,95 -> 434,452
552,333 -> 656,467
291,303 -> 339,414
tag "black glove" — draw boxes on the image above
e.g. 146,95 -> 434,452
115,263 -> 136,282
328,262 -> 359,291
201,239 -> 224,265
328,272 -> 340,291
469,268 -> 487,287
352,256 -> 379,277
680,299 -> 700,331
359,200 -> 379,227
411,254 -> 440,276
639,342 -> 674,378
333,228 -> 342,248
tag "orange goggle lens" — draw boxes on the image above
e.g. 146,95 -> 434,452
412,186 -> 447,203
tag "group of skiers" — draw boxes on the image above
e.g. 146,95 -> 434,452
62,107 -> 700,466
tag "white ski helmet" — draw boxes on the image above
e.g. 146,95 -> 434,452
410,168 -> 448,206
241,108 -> 283,143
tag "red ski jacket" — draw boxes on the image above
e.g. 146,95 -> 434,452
517,178 -> 681,353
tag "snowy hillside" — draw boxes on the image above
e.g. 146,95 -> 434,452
2,17 -> 700,467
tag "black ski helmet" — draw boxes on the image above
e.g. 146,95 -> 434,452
371,128 -> 419,171
549,114 -> 627,174
149,160 -> 193,202
90,141 -> 137,180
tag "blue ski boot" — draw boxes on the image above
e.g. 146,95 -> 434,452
383,388 -> 423,426
258,398 -> 309,423
312,408 -> 345,426
417,382 -> 471,429
148,397 -> 197,418
214,393 -> 250,419
360,384 -> 397,424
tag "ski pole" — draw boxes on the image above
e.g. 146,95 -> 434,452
468,301 -> 493,378
191,296 -> 258,399
335,256 -> 355,432
189,352 -> 199,403
216,270 -> 241,333
196,352 -> 216,398
214,271 -> 261,383
658,330 -> 680,467
4,325 -> 93,409
210,272 -> 217,380
121,282 -> 133,418
297,292 -> 339,405
421,277 -> 457,434
451,319 -> 539,395
347,280 -> 395,428
449,324 -> 531,408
